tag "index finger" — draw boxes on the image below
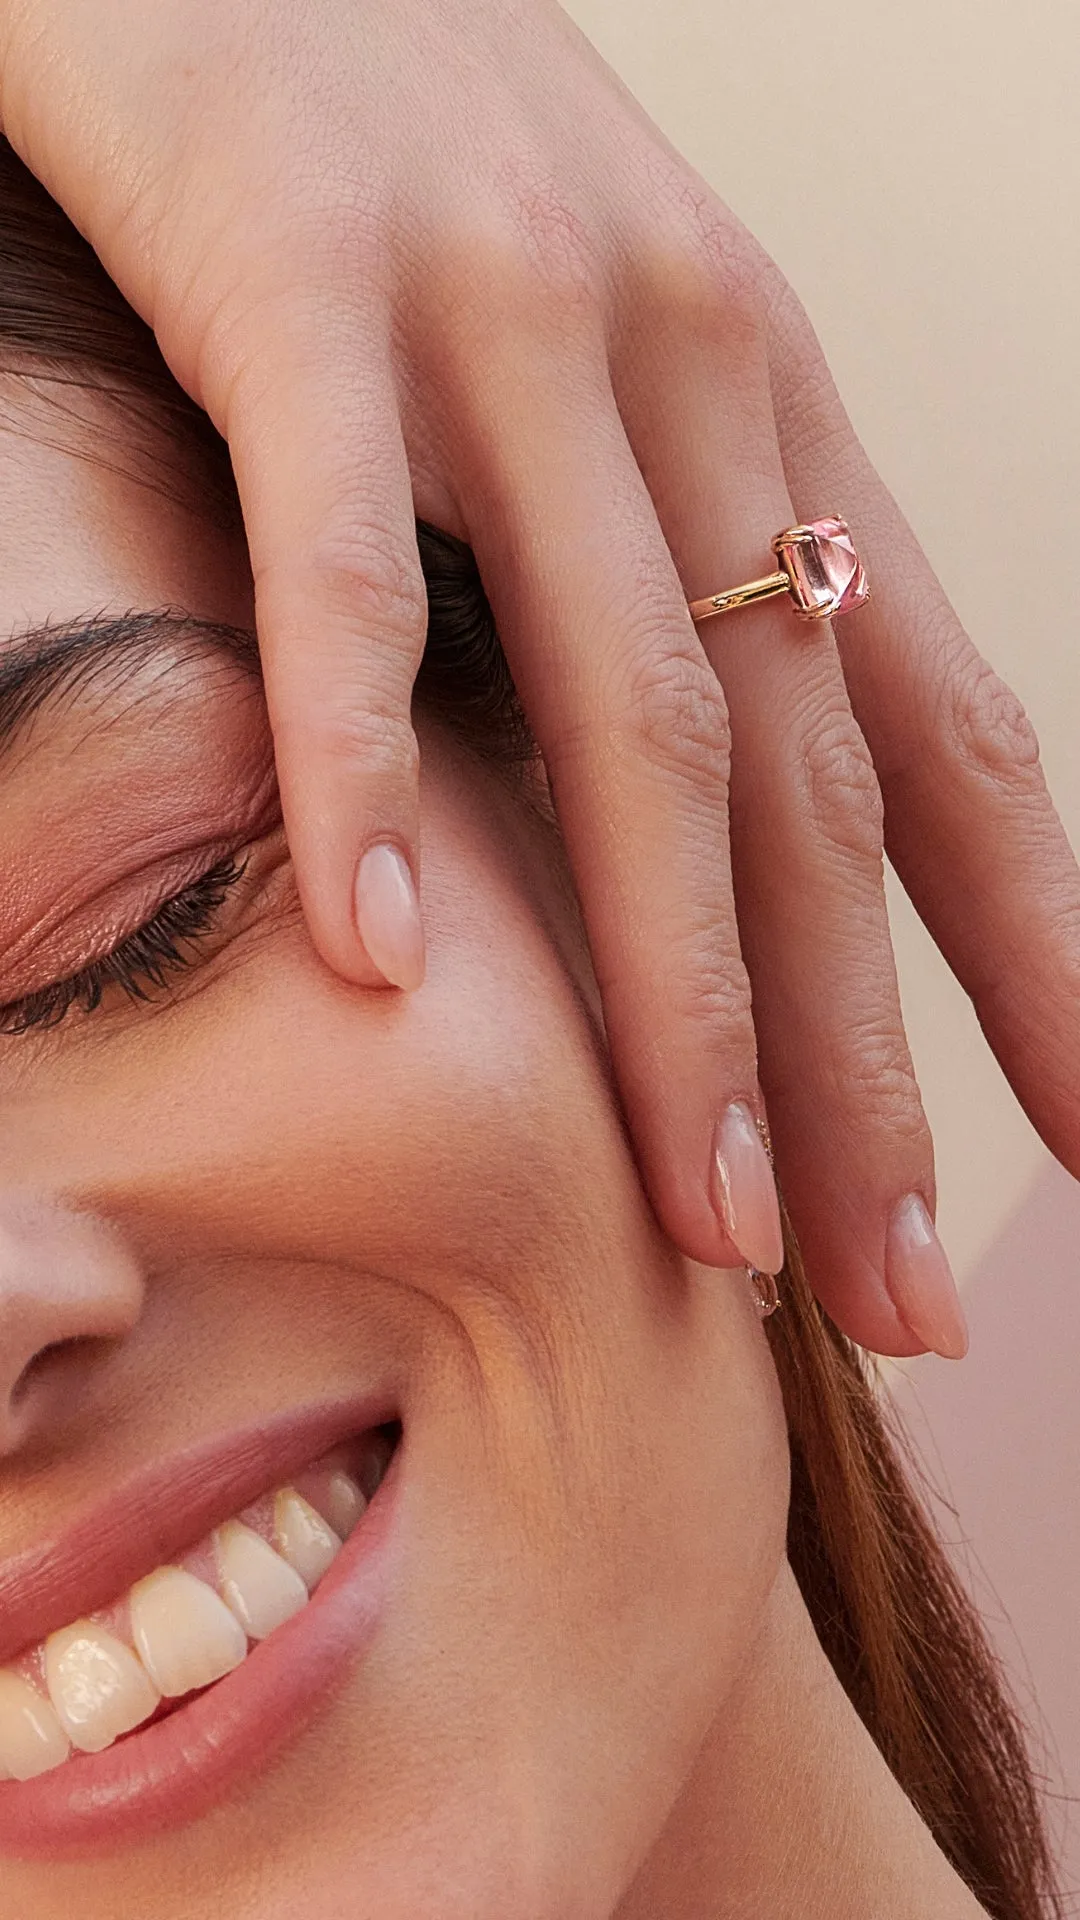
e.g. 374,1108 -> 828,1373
221,293 -> 428,993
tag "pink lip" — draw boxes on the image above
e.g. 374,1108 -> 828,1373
0,1396 -> 401,1859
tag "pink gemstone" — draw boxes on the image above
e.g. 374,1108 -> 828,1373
774,516 -> 870,619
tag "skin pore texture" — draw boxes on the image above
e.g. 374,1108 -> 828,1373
0,385 -> 988,1919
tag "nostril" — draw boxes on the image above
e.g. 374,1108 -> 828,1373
2,1334 -> 129,1459
0,1204 -> 146,1449
10,1337 -> 95,1407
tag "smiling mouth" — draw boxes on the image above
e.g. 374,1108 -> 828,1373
0,1423 -> 399,1785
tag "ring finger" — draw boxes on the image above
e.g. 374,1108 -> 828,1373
612,276 -> 966,1358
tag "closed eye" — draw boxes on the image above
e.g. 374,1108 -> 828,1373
0,854 -> 247,1034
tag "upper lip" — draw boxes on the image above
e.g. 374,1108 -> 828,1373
0,1393 -> 395,1666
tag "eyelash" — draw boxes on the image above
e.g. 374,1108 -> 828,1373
0,854 -> 248,1036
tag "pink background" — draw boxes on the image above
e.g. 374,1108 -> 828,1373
892,1163 -> 1080,1902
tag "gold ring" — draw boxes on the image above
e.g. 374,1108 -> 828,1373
688,515 -> 870,625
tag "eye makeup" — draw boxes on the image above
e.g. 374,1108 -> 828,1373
0,610 -> 280,1036
0,854 -> 248,1035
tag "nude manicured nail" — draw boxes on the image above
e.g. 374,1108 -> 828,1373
354,844 -> 425,991
711,1102 -> 785,1275
885,1193 -> 969,1360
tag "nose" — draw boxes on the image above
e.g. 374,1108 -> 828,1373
0,1197 -> 144,1456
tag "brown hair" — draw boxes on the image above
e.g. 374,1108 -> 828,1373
0,136 -> 1064,1920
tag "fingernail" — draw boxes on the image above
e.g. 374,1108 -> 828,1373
885,1193 -> 969,1360
353,844 -> 425,991
711,1102 -> 785,1275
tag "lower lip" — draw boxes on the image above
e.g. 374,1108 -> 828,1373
0,1448 -> 402,1861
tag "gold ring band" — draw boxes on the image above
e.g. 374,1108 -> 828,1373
688,516 -> 870,626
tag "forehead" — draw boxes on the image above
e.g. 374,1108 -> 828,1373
0,382 -> 253,649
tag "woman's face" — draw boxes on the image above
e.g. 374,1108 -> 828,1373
0,387 -> 788,1920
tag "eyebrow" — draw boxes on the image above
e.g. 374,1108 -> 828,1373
0,608 -> 259,760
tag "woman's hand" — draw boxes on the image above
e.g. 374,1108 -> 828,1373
3,0 -> 1077,1356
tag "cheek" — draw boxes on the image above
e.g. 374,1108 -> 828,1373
0,843 -> 790,1911
6,909 -> 621,1284
2,830 -> 789,1592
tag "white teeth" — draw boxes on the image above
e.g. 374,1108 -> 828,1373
44,1624 -> 159,1755
1,1432 -> 394,1781
215,1521 -> 309,1640
274,1490 -> 342,1591
0,1670 -> 71,1780
130,1567 -> 249,1698
320,1471 -> 367,1541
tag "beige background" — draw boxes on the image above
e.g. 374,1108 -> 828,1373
561,0 -> 1080,1896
